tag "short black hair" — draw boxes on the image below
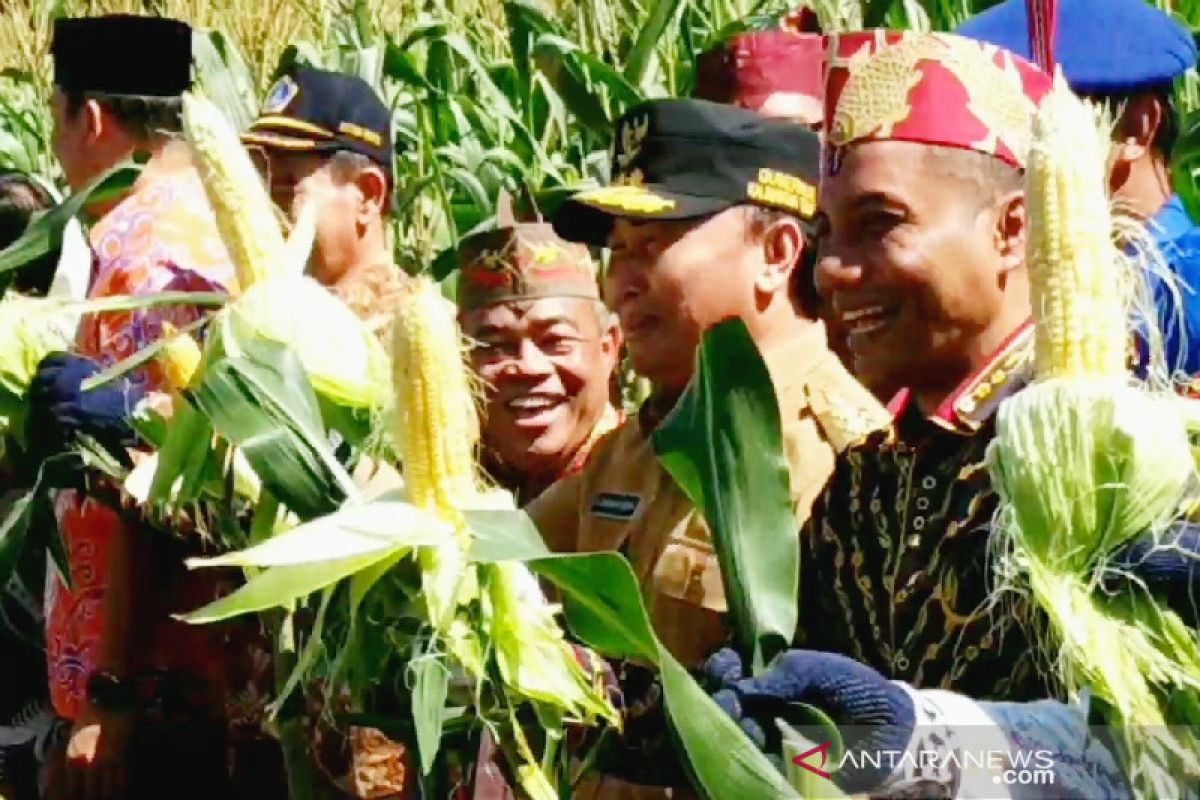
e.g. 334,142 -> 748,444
0,172 -> 57,296
1081,83 -> 1178,160
63,90 -> 182,141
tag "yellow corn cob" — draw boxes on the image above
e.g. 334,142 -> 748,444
1026,72 -> 1127,381
391,276 -> 480,629
182,93 -> 288,291
391,276 -> 479,523
158,321 -> 202,391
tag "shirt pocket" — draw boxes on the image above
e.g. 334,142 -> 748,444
651,536 -> 727,614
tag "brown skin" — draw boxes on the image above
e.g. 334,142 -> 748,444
252,148 -> 392,290
605,205 -> 808,395
462,296 -> 620,496
814,140 -> 1030,415
52,89 -> 139,196
1108,93 -> 1174,221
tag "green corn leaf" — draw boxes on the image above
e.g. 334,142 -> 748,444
181,549 -> 395,624
190,339 -> 350,518
192,29 -> 258,131
0,161 -> 140,280
412,654 -> 452,775
652,318 -> 797,673
623,0 -> 689,90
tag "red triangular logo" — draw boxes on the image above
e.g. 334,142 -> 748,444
791,741 -> 832,780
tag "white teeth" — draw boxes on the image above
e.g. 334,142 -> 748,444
841,305 -> 884,323
508,396 -> 560,411
848,318 -> 888,336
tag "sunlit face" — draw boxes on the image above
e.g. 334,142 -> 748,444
604,209 -> 761,392
815,141 -> 1013,393
51,88 -> 98,192
463,296 -> 619,477
252,148 -> 363,285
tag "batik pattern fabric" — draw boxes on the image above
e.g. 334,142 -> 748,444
46,165 -> 239,722
800,322 -> 1050,702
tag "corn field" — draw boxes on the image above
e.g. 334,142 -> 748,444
0,0 -> 1196,281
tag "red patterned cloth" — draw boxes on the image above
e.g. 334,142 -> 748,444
822,31 -> 1054,173
693,28 -> 825,116
46,154 -> 238,722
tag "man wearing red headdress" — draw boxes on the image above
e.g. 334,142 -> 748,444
705,31 -> 1158,798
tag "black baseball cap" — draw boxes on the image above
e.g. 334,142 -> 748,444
241,67 -> 393,172
52,15 -> 192,97
552,98 -> 821,247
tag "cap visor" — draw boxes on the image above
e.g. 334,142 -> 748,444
552,184 -> 732,247
240,129 -> 329,152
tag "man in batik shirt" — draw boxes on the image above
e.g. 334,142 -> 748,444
29,15 -> 283,800
705,31 -> 1146,798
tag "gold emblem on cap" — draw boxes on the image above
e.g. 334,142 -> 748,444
613,114 -> 650,180
578,184 -> 676,214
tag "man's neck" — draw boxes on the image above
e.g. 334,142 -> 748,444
323,229 -> 392,292
85,139 -> 184,219
913,308 -> 1031,418
1114,154 -> 1173,221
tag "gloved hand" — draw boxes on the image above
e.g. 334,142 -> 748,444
25,352 -> 143,465
1106,522 -> 1200,626
706,648 -> 914,794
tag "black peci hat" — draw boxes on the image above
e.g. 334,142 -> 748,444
52,15 -> 192,97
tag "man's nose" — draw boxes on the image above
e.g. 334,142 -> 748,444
815,251 -> 863,298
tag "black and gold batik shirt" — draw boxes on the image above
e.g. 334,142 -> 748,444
800,322 -> 1051,701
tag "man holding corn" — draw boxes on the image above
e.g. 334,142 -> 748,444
706,30 -> 1192,797
241,67 -> 408,332
959,0 -> 1200,385
456,192 -> 623,507
25,14 -> 287,800
526,97 -> 890,797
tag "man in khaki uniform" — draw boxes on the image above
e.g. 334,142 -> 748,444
457,193 -> 622,507
528,98 -> 889,796
242,67 -> 409,332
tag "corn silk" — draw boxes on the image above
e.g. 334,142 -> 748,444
985,72 -> 1200,799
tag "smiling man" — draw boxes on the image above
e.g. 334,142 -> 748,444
457,198 -> 622,505
527,98 -> 889,798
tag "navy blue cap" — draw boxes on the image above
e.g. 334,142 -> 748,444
241,67 -> 392,173
956,0 -> 1196,95
52,15 -> 192,97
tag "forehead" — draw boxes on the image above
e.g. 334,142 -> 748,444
606,206 -> 744,244
253,147 -> 328,175
460,295 -> 594,334
820,140 -> 938,211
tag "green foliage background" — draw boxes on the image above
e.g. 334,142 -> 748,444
1,0 -> 1199,271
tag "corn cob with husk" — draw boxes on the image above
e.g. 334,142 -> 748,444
177,92 -> 388,409
987,72 -> 1200,798
391,276 -> 620,797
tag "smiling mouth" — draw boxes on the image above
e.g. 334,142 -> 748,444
841,305 -> 896,340
504,395 -> 565,426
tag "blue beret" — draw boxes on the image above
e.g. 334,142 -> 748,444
956,0 -> 1196,95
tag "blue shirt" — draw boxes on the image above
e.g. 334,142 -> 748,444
1143,195 -> 1200,378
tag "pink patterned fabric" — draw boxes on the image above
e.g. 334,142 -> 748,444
46,162 -> 237,721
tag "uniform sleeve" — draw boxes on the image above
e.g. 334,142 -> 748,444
526,468 -> 585,553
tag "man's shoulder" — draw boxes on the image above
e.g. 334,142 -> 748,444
801,354 -> 892,453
